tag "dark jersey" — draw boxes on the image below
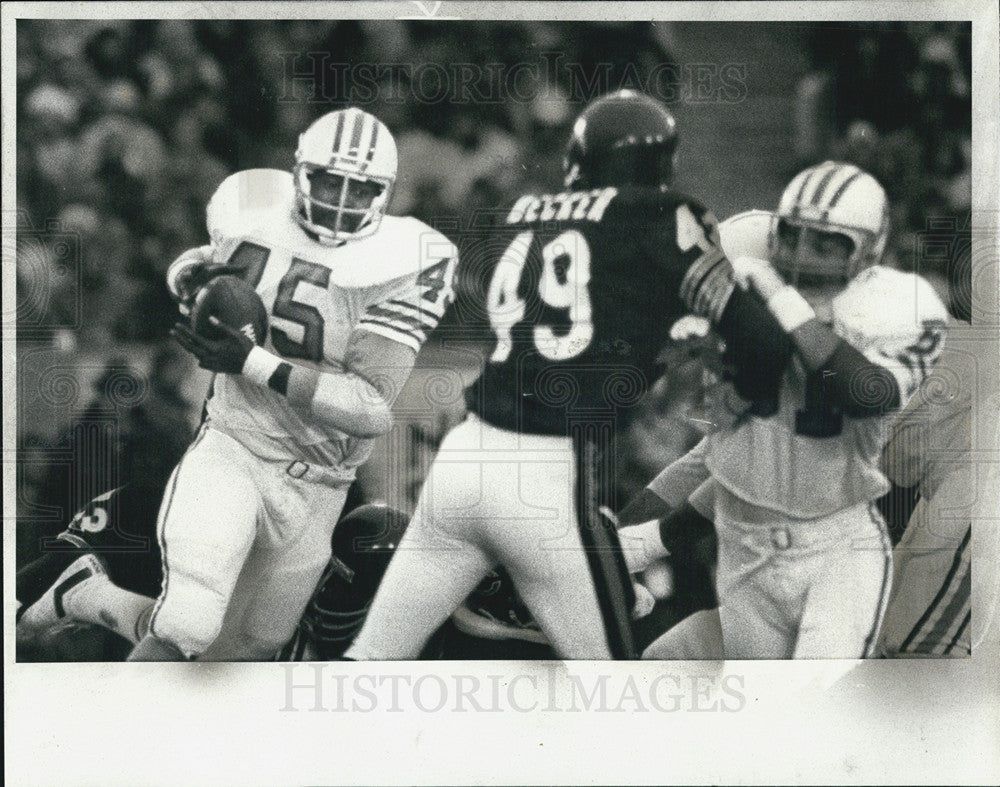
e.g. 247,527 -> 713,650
16,481 -> 389,662
17,484 -> 165,609
460,186 -> 721,435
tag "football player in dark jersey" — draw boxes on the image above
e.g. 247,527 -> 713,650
346,89 -> 794,660
280,503 -> 407,660
16,484 -> 406,661
17,484 -> 164,653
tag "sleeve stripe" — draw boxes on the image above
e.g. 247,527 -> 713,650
368,302 -> 442,327
363,304 -> 436,332
386,299 -> 447,322
359,310 -> 428,336
357,321 -> 423,353
363,305 -> 423,328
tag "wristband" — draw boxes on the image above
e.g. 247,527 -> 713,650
242,346 -> 284,387
767,285 -> 816,333
240,349 -> 387,435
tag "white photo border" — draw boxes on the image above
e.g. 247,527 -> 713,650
4,2 -> 998,784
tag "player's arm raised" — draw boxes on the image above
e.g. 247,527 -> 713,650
673,205 -> 797,406
736,260 -> 946,417
680,245 -> 932,418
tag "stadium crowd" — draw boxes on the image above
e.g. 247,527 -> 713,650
15,20 -> 680,558
15,20 -> 971,659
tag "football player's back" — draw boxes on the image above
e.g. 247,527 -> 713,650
464,93 -> 724,438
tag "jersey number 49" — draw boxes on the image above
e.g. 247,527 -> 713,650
487,229 -> 594,363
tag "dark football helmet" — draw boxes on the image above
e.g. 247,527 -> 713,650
563,89 -> 679,190
292,502 -> 408,659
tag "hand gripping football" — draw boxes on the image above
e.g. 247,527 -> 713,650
191,275 -> 268,346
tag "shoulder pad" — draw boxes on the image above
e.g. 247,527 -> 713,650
343,215 -> 457,287
206,169 -> 294,242
719,210 -> 774,261
603,189 -> 724,250
833,266 -> 949,349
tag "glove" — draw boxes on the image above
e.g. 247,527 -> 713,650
731,256 -> 785,301
165,245 -> 229,316
669,314 -> 712,342
171,316 -> 254,375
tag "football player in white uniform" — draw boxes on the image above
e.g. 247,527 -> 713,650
129,108 -> 457,660
621,162 -> 950,659
15,482 -> 409,661
876,259 -> 974,657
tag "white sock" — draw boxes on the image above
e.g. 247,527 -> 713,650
64,576 -> 156,645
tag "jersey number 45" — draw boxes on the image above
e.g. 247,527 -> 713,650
226,241 -> 330,362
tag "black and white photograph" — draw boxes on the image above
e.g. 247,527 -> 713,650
4,1 -> 998,784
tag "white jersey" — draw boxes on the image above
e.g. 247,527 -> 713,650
877,316 -> 973,657
704,212 -> 949,519
203,168 -> 458,468
881,315 -> 972,500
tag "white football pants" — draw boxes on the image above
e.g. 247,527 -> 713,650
149,426 -> 351,659
714,490 -> 893,659
347,414 -> 634,660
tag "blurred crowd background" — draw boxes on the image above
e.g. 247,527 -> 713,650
15,20 -> 972,647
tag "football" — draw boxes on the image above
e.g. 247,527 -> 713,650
190,275 -> 268,346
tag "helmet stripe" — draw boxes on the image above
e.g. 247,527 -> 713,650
363,120 -> 379,169
791,168 -> 814,207
809,163 -> 843,206
825,169 -> 863,210
330,111 -> 346,158
347,110 -> 366,157
360,120 -> 379,172
800,161 -> 835,204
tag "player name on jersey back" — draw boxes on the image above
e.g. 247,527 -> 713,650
505,188 -> 619,225
464,186 -> 720,436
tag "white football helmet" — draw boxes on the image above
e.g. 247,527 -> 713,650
293,108 -> 398,244
769,161 -> 889,284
